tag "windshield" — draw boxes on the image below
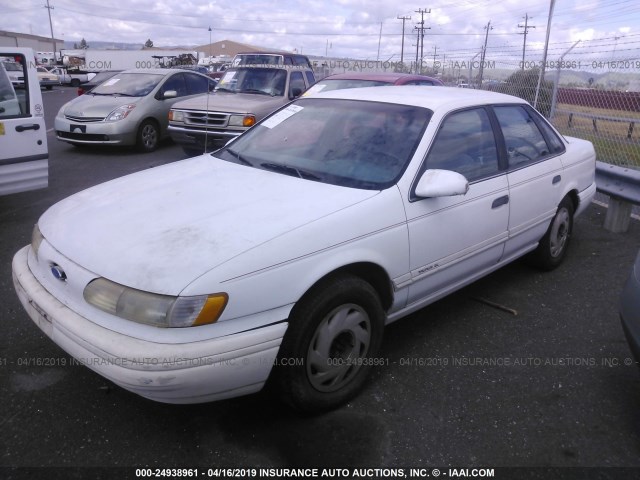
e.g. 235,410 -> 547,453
215,98 -> 432,190
215,68 -> 287,96
92,72 -> 164,97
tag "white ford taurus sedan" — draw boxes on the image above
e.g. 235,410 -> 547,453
13,87 -> 596,412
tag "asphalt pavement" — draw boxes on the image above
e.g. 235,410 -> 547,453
1,86 -> 639,480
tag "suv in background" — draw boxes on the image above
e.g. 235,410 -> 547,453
231,52 -> 312,69
168,64 -> 316,155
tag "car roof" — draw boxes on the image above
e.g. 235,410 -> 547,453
119,68 -> 200,75
310,85 -> 526,112
320,72 -> 441,84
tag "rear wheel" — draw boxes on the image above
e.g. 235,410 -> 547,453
528,196 -> 574,270
274,274 -> 385,413
136,120 -> 160,153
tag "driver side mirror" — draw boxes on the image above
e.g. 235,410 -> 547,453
162,90 -> 178,99
414,169 -> 469,198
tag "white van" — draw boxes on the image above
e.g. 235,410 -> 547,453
0,47 -> 48,195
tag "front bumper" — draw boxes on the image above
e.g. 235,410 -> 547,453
168,124 -> 244,151
54,116 -> 137,146
12,245 -> 287,404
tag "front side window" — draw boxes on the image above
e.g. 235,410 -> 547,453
160,73 -> 187,97
494,105 -> 553,168
0,56 -> 28,118
92,73 -> 164,97
215,98 -> 432,190
425,108 -> 499,182
216,68 -> 287,96
289,71 -> 305,97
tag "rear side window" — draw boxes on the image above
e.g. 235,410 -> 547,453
494,105 -> 553,168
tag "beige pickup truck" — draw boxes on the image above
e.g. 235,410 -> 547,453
168,65 -> 316,155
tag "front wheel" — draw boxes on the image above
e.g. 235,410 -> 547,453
274,274 -> 385,413
136,120 -> 160,153
528,197 -> 575,270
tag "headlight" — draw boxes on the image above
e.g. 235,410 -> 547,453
83,278 -> 228,328
31,223 -> 44,259
229,114 -> 256,127
106,104 -> 136,122
169,110 -> 184,122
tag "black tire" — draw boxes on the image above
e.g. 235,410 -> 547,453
274,274 -> 385,413
528,196 -> 574,271
136,120 -> 160,153
70,78 -> 80,88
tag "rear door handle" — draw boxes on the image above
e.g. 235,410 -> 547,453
492,195 -> 509,209
15,124 -> 41,132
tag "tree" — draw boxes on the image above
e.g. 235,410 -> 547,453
79,38 -> 89,49
145,39 -> 154,48
491,68 -> 553,117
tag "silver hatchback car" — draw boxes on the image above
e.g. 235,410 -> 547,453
55,69 -> 215,152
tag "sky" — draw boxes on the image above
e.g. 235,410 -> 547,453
3,0 -> 640,70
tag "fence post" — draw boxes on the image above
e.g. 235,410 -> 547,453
603,198 -> 633,233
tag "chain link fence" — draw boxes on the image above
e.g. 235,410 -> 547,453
312,44 -> 640,169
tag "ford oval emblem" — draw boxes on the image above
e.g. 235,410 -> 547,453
50,264 -> 67,281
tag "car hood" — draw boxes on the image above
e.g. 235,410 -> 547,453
38,155 -> 379,295
173,92 -> 286,114
63,94 -> 143,118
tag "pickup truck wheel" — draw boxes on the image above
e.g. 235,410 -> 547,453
274,274 -> 385,413
70,79 -> 80,88
136,120 -> 160,153
528,197 -> 574,271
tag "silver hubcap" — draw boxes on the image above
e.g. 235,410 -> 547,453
141,125 -> 157,149
307,303 -> 372,392
550,207 -> 570,257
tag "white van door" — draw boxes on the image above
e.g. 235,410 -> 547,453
0,48 -> 48,195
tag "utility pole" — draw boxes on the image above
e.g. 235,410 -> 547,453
377,22 -> 383,61
431,45 -> 440,73
478,21 -> 493,88
414,8 -> 431,74
45,0 -> 56,61
534,0 -> 556,109
518,14 -> 536,69
397,15 -> 411,66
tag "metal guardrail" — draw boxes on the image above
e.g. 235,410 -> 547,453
595,161 -> 640,232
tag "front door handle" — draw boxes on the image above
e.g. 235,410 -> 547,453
492,195 -> 509,209
15,124 -> 41,132
552,175 -> 561,184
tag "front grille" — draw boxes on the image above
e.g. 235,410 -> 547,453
183,111 -> 230,128
64,115 -> 105,123
57,131 -> 109,141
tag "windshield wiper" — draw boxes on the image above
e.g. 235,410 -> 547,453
226,148 -> 253,166
111,92 -> 136,97
215,87 -> 236,93
260,162 -> 320,181
239,89 -> 271,96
